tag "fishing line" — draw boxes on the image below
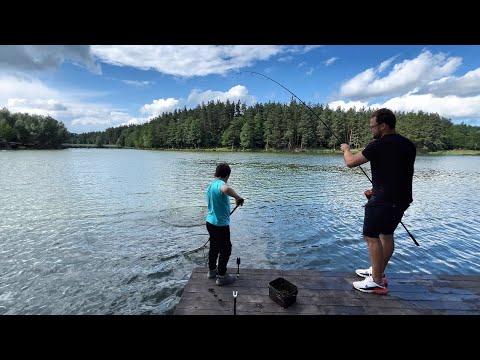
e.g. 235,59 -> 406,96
240,71 -> 419,246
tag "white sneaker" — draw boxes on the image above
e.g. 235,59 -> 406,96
355,266 -> 386,279
352,276 -> 388,295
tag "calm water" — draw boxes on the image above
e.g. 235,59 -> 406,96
0,149 -> 479,314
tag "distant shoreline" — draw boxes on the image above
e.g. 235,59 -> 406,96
60,144 -> 480,155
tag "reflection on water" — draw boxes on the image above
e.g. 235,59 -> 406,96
0,150 -> 479,314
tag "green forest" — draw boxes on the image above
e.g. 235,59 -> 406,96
1,101 -> 480,152
0,108 -> 68,149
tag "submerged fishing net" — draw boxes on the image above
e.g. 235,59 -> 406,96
182,242 -> 209,266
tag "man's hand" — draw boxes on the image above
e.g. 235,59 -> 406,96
340,143 -> 368,168
236,197 -> 244,206
340,143 -> 350,153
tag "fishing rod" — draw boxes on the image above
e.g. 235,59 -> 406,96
229,203 -> 241,216
242,71 -> 419,246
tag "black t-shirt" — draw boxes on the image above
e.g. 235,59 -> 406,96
362,133 -> 416,206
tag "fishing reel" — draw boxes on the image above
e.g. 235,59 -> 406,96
361,189 -> 372,208
364,189 -> 372,200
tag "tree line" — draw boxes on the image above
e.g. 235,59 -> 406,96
68,100 -> 480,152
2,101 -> 479,152
0,108 -> 68,149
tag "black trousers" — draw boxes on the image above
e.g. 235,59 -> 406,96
206,221 -> 231,276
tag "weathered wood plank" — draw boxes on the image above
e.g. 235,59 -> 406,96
175,298 -> 476,315
174,267 -> 480,315
191,267 -> 480,282
178,291 -> 479,311
185,277 -> 479,298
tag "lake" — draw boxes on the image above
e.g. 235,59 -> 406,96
0,149 -> 478,314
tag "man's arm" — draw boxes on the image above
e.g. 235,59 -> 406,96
340,143 -> 369,168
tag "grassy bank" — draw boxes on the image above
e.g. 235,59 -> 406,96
63,144 -> 118,149
426,149 -> 480,155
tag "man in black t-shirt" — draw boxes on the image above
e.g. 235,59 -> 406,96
340,108 -> 416,295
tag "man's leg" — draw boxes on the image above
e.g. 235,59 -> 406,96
379,234 -> 394,275
364,235 -> 384,285
378,204 -> 406,274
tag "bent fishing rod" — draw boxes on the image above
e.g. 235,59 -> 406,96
242,71 -> 419,246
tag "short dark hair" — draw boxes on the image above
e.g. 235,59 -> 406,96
215,163 -> 231,178
372,108 -> 396,128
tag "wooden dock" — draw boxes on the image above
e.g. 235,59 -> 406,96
174,267 -> 480,315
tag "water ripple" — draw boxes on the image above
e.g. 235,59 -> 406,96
0,150 -> 478,314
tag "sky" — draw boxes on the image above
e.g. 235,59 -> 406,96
1,45 -> 480,134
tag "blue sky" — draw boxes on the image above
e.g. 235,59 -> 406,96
1,45 -> 480,133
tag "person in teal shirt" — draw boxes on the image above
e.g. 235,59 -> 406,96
205,163 -> 244,286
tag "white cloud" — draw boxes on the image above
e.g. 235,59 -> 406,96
187,85 -> 256,106
329,94 -> 480,124
330,49 -> 480,124
377,93 -> 480,119
141,98 -> 181,117
378,55 -> 398,73
278,56 -> 294,63
0,45 -> 319,79
324,57 -> 338,66
0,76 -> 72,121
0,74 -> 259,134
0,45 -> 100,74
285,45 -> 322,54
7,98 -> 68,112
415,68 -> 480,97
70,108 -> 130,127
122,80 -> 154,87
91,45 -> 283,77
0,74 -> 134,132
131,85 -> 258,125
339,50 -> 462,101
0,75 -> 58,101
90,45 -> 318,77
327,100 -> 369,110
118,117 -> 151,127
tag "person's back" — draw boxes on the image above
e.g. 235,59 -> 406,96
363,133 -> 416,206
206,178 -> 230,226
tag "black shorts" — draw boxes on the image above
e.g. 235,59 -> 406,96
363,203 -> 409,238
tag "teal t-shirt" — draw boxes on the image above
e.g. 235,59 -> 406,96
206,179 -> 231,226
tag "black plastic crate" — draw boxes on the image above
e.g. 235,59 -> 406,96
268,277 -> 298,308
